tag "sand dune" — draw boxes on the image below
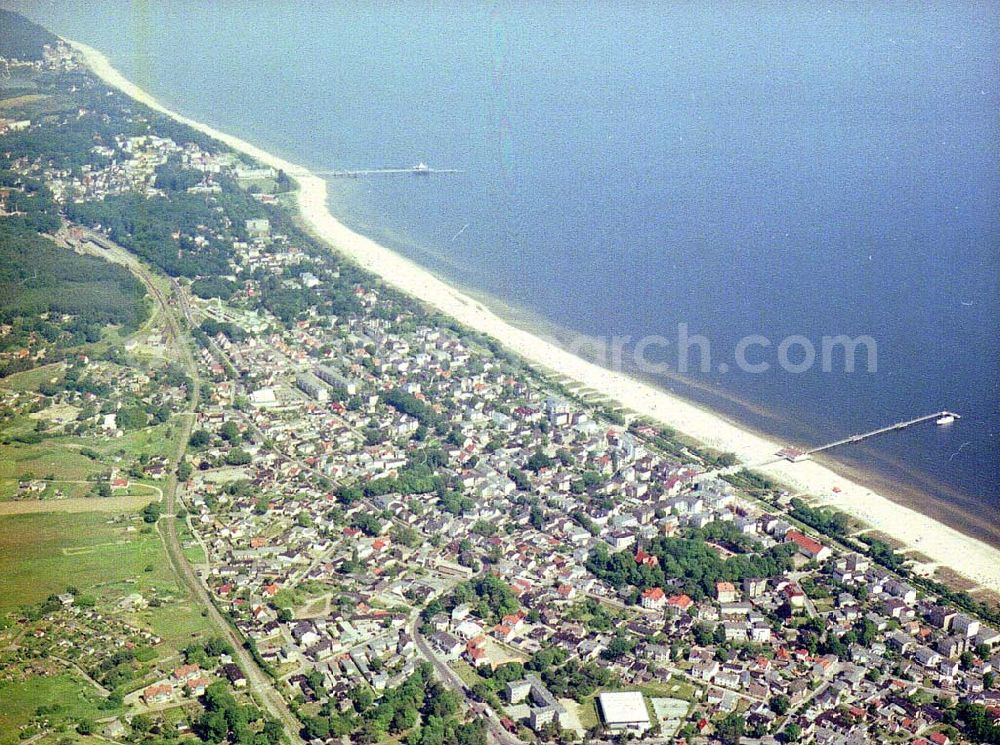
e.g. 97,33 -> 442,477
69,40 -> 1000,594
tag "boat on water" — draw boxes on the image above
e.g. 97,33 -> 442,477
936,414 -> 956,425
412,162 -> 431,174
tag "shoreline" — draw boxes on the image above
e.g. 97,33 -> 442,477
68,40 -> 1000,594
336,218 -> 1000,550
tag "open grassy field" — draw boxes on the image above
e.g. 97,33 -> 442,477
0,510 -> 176,612
0,419 -> 184,489
108,422 -> 183,461
636,676 -> 700,703
0,440 -> 103,482
449,659 -> 483,689
562,696 -> 599,732
578,698 -> 599,730
132,596 -> 213,652
0,93 -> 49,109
0,479 -> 17,500
0,494 -> 155,515
0,671 -> 115,745
0,362 -> 64,392
0,505 -> 213,652
0,474 -> 91,502
57,421 -> 183,464
174,516 -> 207,565
35,734 -> 111,745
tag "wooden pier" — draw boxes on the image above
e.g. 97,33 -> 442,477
312,165 -> 462,178
777,410 -> 960,462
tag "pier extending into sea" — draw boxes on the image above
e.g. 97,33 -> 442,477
312,164 -> 462,178
777,410 -> 960,462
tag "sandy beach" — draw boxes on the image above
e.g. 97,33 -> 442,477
69,40 -> 1000,594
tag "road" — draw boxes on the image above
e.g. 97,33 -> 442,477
410,617 -> 525,745
67,228 -> 305,742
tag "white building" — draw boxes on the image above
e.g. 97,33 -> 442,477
598,691 -> 651,734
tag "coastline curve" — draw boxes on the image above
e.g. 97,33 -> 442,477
65,39 -> 1000,595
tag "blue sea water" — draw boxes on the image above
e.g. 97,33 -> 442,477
17,1 -> 999,543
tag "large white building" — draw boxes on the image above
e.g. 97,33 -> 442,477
598,691 -> 651,734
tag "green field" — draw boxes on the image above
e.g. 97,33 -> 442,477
0,672 -> 116,745
0,505 -> 214,651
0,479 -> 93,502
0,93 -> 50,109
574,696 -> 600,730
0,511 -> 176,612
0,362 -> 65,392
134,596 -> 213,651
175,516 -> 208,565
105,421 -> 183,460
450,659 -> 482,689
0,441 -> 102,482
58,420 -> 184,463
636,676 -> 700,703
0,418 -> 184,487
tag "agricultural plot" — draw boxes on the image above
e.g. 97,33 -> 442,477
0,510 -> 174,612
0,671 -> 114,745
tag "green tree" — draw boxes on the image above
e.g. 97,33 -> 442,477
142,502 -> 162,523
526,448 -> 553,472
716,712 -> 745,745
770,694 -> 790,715
115,406 -> 148,431
350,685 -> 375,713
225,448 -> 252,465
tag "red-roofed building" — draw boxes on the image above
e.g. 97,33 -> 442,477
173,664 -> 201,682
186,676 -> 211,696
635,549 -> 659,567
467,644 -> 489,667
502,611 -> 526,630
666,594 -> 694,612
144,683 -> 173,705
716,581 -> 738,603
511,578 -> 532,596
493,624 -> 516,642
785,530 -> 832,561
641,587 -> 667,610
784,584 -> 807,609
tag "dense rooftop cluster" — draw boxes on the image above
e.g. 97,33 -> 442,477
0,14 -> 998,745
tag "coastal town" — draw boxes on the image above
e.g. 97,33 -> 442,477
0,12 -> 999,745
